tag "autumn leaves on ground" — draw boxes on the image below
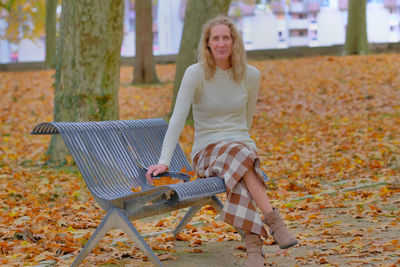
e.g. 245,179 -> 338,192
1,54 -> 399,266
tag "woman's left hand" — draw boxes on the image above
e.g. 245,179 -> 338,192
146,164 -> 168,184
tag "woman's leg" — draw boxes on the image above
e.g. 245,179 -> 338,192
243,231 -> 264,267
242,168 -> 273,215
243,167 -> 298,249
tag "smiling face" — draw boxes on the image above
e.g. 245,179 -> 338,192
207,24 -> 233,69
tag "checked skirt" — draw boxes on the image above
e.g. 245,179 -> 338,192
193,141 -> 269,237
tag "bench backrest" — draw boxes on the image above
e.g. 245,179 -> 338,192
31,119 -> 193,202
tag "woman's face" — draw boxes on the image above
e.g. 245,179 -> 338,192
207,24 -> 232,66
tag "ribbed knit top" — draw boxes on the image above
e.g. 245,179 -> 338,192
158,62 -> 260,166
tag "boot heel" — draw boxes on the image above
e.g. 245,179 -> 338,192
264,208 -> 298,249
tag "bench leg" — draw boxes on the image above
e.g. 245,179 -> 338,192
173,205 -> 202,237
174,196 -> 243,239
71,208 -> 163,267
70,209 -> 116,267
210,196 -> 224,211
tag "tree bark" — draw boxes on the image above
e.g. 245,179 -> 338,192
47,0 -> 124,165
45,0 -> 57,68
170,0 -> 231,118
133,0 -> 159,84
344,0 -> 369,55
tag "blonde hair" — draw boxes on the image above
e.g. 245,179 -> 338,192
197,15 -> 247,83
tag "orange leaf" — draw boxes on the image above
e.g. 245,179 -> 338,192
176,233 -> 190,241
156,220 -> 164,227
235,245 -> 246,251
131,185 -> 141,192
368,205 -> 382,212
179,166 -> 195,176
319,258 -> 328,264
191,239 -> 202,245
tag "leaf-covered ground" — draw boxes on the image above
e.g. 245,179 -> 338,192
0,54 -> 399,266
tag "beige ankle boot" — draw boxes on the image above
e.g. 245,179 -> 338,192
244,233 -> 265,267
263,208 -> 298,249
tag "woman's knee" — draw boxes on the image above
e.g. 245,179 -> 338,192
243,167 -> 258,181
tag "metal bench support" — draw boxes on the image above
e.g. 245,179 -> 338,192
71,208 -> 162,267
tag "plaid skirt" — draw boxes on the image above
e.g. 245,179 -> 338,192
193,141 -> 268,237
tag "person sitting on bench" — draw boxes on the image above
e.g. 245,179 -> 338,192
146,15 -> 298,267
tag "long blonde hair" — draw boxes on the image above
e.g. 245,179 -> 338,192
197,15 -> 247,83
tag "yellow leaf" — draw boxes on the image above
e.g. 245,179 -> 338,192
273,145 -> 281,151
379,186 -> 389,196
308,214 -> 318,219
323,222 -> 334,228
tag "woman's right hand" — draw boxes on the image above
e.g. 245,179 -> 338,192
146,164 -> 168,184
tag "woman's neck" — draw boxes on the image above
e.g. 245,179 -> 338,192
215,59 -> 231,70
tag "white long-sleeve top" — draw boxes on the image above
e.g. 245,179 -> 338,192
158,62 -> 260,166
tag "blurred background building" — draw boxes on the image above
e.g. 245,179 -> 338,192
0,0 -> 399,63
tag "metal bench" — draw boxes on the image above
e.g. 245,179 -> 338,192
31,118 -> 269,266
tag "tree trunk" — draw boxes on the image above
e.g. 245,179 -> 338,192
45,0 -> 57,68
170,0 -> 231,119
344,0 -> 369,55
47,0 -> 124,166
133,0 -> 159,84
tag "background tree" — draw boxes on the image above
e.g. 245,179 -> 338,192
344,0 -> 369,55
170,0 -> 231,118
133,0 -> 159,84
0,0 -> 45,43
47,0 -> 124,165
45,0 -> 58,68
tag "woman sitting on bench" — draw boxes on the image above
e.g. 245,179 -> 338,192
146,15 -> 298,267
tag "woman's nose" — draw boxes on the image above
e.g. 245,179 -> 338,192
217,39 -> 225,46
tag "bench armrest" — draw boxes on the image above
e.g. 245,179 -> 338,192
151,171 -> 191,182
